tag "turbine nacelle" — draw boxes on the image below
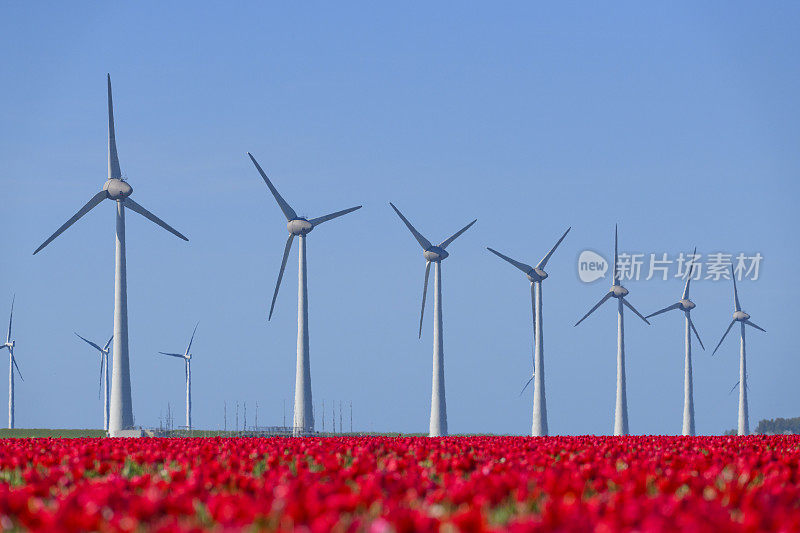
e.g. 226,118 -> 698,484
423,246 -> 449,262
287,218 -> 313,236
526,268 -> 548,283
103,179 -> 133,200
733,310 -> 750,322
610,285 -> 629,298
679,299 -> 696,310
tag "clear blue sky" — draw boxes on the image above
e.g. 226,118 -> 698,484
1,2 -> 798,435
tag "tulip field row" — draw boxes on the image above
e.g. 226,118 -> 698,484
0,436 -> 798,531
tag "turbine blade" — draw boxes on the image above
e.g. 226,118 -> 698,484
536,226 -> 571,270
75,332 -> 103,353
575,292 -> 613,326
731,265 -> 741,312
33,191 -> 107,255
439,219 -> 477,249
389,203 -> 432,250
613,225 -> 619,283
12,356 -> 22,382
622,298 -> 651,325
745,320 -> 766,333
6,295 -> 14,344
107,74 -> 122,179
419,261 -> 431,338
682,246 -> 697,300
486,247 -> 533,275
688,315 -> 705,350
247,153 -> 297,221
269,234 -> 294,321
645,302 -> 680,319
712,320 -> 736,355
185,322 -> 199,355
103,335 -> 114,351
98,354 -> 104,400
519,374 -> 534,396
158,352 -> 185,359
729,381 -> 739,395
309,206 -> 362,227
122,198 -> 189,241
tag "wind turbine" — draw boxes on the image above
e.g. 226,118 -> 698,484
712,265 -> 766,436
645,248 -> 705,436
0,297 -> 22,429
389,202 -> 476,437
75,332 -> 113,431
33,75 -> 189,436
487,227 -> 571,436
574,226 -> 650,436
247,153 -> 361,436
159,322 -> 199,431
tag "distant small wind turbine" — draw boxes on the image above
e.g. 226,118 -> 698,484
159,322 -> 199,431
0,297 -> 22,429
487,226 -> 571,436
574,226 -> 650,436
646,248 -> 704,436
389,202 -> 476,437
712,265 -> 766,436
248,153 -> 361,436
75,332 -> 113,431
33,75 -> 189,436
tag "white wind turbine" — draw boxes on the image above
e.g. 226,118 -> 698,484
247,153 -> 361,436
389,203 -> 476,437
75,332 -> 113,432
487,227 -> 571,436
574,225 -> 650,436
712,265 -> 766,436
0,297 -> 23,429
33,75 -> 189,436
645,248 -> 705,436
159,322 -> 199,431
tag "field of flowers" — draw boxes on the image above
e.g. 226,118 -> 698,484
0,435 -> 797,531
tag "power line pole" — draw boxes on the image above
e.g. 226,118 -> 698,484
322,400 -> 325,433
339,400 -> 343,435
255,402 -> 259,430
350,401 -> 353,433
224,401 -> 227,432
236,402 -> 239,433
244,402 -> 247,432
332,400 -> 336,433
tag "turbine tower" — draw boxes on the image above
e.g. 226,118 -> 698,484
487,227 -> 571,436
33,75 -> 189,436
645,248 -> 705,436
712,265 -> 766,436
75,332 -> 113,432
159,322 -> 199,431
389,202 -> 476,437
1,297 -> 22,429
247,153 -> 361,437
574,226 -> 650,436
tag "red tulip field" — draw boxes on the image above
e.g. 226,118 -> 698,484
0,435 -> 798,531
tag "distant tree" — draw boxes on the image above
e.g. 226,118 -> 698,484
755,417 -> 800,435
